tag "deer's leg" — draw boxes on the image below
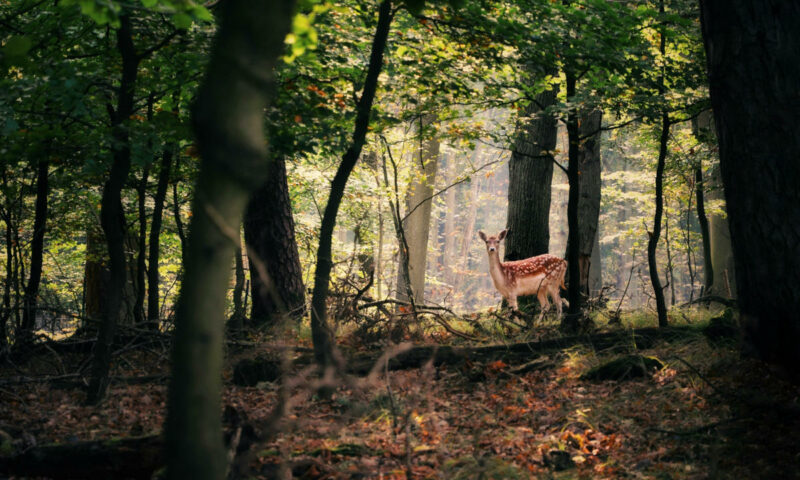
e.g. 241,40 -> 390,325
508,295 -> 519,312
537,291 -> 550,322
551,288 -> 563,320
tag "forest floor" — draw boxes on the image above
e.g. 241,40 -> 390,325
1,310 -> 799,479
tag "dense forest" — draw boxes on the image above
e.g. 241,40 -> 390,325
1,0 -> 799,478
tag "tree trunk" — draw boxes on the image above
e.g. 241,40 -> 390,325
505,87 -> 558,262
20,158 -> 49,345
442,152 -> 458,285
708,163 -> 736,298
147,149 -> 173,325
82,222 -> 108,331
230,240 -> 246,330
695,164 -> 713,295
647,113 -> 670,328
87,15 -> 140,404
172,180 -> 187,264
309,0 -> 393,367
396,113 -> 439,304
577,109 -> 602,297
563,71 -> 583,328
134,165 -> 150,325
243,157 -> 305,327
700,0 -> 800,370
163,1 -> 296,478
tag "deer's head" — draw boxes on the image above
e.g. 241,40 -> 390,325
478,229 -> 507,253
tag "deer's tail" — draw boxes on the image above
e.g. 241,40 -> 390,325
560,261 -> 567,290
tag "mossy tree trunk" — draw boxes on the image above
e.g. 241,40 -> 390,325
163,1 -> 296,478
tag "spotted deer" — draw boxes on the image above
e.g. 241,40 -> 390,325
478,229 -> 567,321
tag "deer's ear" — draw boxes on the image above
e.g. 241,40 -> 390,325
478,230 -> 487,242
498,229 -> 508,240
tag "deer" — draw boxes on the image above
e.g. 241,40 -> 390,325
478,229 -> 567,322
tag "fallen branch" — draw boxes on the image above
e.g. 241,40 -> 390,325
0,434 -> 163,479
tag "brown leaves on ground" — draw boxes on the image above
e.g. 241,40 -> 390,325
1,333 -> 799,479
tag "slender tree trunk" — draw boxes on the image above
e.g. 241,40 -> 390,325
396,113 -> 439,304
147,149 -> 172,325
243,157 -> 305,327
694,164 -> 713,294
456,175 -> 481,292
648,114 -> 670,327
442,152 -> 457,284
163,1 -> 296,478
577,109 -> 602,297
230,240 -> 246,330
700,0 -> 800,370
20,158 -> 49,345
563,71 -> 583,328
1,215 -> 10,351
87,15 -> 141,404
133,165 -> 149,325
664,207 -> 676,306
171,180 -> 187,264
309,0 -> 393,367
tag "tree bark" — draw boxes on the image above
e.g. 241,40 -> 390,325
243,157 -> 305,327
700,0 -> 800,370
230,240 -> 246,330
147,149 -> 172,325
396,113 -> 439,304
134,165 -> 150,325
309,0 -> 393,367
563,71 -> 583,328
577,109 -> 602,297
87,15 -> 141,404
20,158 -> 49,345
505,88 -> 558,262
693,165 -> 712,295
163,1 -> 296,478
648,114 -> 671,327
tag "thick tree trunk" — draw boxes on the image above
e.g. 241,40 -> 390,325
87,15 -> 140,404
396,113 -> 439,304
82,222 -> 108,330
700,0 -> 800,370
309,0 -> 392,367
20,158 -> 49,345
648,114 -> 670,328
577,109 -> 602,297
163,1 -> 296,478
505,88 -> 558,262
243,157 -> 305,327
147,150 -> 172,325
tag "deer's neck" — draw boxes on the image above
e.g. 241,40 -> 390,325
487,250 -> 508,289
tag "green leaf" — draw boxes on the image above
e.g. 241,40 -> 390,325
141,0 -> 157,8
192,5 -> 213,22
172,12 -> 193,29
3,36 -> 32,58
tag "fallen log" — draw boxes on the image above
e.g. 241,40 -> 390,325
233,326 -> 698,386
0,434 -> 163,479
